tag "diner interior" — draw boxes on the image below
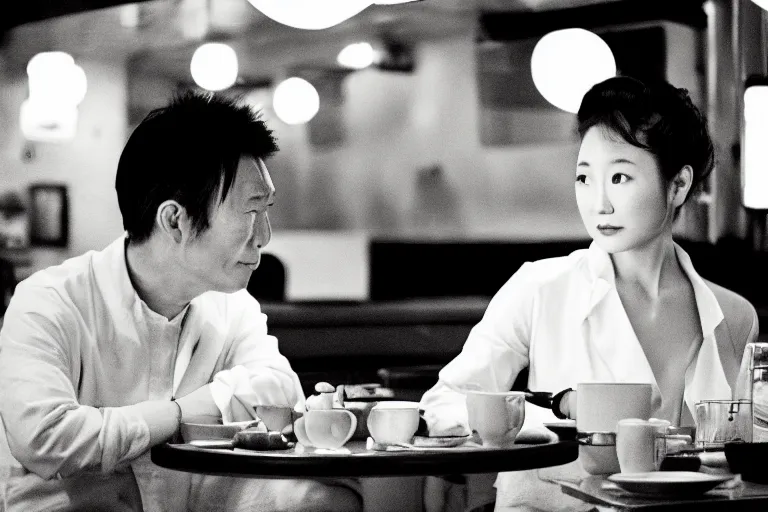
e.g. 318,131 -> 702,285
1,0 -> 768,510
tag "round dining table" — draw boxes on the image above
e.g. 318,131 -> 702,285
151,438 -> 578,479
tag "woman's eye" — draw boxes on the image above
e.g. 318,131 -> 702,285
612,173 -> 629,184
576,175 -> 587,184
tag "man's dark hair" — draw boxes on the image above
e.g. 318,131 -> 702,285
577,75 -> 714,205
115,90 -> 278,243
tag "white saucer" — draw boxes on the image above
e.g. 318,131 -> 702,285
412,435 -> 470,448
607,471 -> 732,497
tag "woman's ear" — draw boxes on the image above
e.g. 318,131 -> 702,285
670,165 -> 694,208
156,200 -> 185,243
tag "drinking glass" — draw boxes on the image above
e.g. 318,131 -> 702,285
695,399 -> 752,449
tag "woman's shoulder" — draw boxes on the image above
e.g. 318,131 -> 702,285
511,247 -> 593,287
488,248 -> 593,307
705,280 -> 758,366
705,280 -> 758,331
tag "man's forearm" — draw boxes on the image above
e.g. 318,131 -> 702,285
124,385 -> 219,446
174,384 -> 220,420
123,400 -> 182,446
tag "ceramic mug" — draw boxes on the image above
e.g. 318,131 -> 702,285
577,382 -> 653,474
616,419 -> 659,473
293,416 -> 313,447
465,390 -> 526,448
303,409 -> 357,449
366,401 -> 420,445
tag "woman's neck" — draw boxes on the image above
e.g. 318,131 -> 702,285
609,234 -> 683,299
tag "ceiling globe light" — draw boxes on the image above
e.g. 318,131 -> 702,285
247,0 -> 419,30
743,85 -> 768,209
190,42 -> 239,91
273,77 -> 319,125
531,28 -> 616,114
337,42 -> 375,69
27,51 -> 88,106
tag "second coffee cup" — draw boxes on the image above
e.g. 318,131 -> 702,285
367,401 -> 420,445
616,418 -> 659,473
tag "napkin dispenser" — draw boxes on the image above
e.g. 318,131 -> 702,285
736,342 -> 768,442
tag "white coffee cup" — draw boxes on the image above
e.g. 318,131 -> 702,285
304,409 -> 357,449
465,390 -> 526,448
616,418 -> 659,473
367,401 -> 420,445
577,382 -> 653,474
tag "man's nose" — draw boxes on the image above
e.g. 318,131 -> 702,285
253,213 -> 272,249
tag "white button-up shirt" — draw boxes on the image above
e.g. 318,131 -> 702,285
0,235 -> 305,511
420,241 -> 758,511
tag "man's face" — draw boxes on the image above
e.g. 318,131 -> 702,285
575,126 -> 674,254
181,156 -> 274,293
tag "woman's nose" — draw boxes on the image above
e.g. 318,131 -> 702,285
593,185 -> 614,215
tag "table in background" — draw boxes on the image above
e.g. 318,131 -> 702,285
151,439 -> 578,479
556,474 -> 768,511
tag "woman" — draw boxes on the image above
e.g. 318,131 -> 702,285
419,76 -> 759,511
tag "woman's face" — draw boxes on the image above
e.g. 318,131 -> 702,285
575,126 -> 675,254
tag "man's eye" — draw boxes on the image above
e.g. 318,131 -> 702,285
612,173 -> 629,184
576,175 -> 587,184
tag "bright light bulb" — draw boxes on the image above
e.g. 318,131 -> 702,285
190,43 -> 238,91
337,42 -> 375,69
26,52 -> 88,109
246,0 -> 419,30
531,28 -> 616,114
743,85 -> 768,208
65,64 -> 88,106
273,77 -> 319,125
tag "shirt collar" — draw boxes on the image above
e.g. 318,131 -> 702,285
582,240 -> 723,338
94,233 -> 191,325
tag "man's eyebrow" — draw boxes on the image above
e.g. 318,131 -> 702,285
611,158 -> 635,165
577,161 -> 589,167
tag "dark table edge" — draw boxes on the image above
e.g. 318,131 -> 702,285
151,440 -> 578,479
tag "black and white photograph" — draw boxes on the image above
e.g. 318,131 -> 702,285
1,1 -> 768,511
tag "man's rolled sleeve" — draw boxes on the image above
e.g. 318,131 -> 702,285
0,285 -> 151,479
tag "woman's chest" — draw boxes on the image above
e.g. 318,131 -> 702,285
619,285 -> 701,386
527,285 -> 700,388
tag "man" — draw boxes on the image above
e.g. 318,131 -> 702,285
0,92 -> 361,511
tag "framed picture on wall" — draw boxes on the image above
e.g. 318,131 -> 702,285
29,183 -> 69,247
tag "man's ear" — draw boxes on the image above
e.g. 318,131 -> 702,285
156,200 -> 186,243
670,165 -> 694,208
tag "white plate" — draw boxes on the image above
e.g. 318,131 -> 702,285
607,471 -> 732,497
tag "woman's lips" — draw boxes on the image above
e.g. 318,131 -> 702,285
597,225 -> 623,236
